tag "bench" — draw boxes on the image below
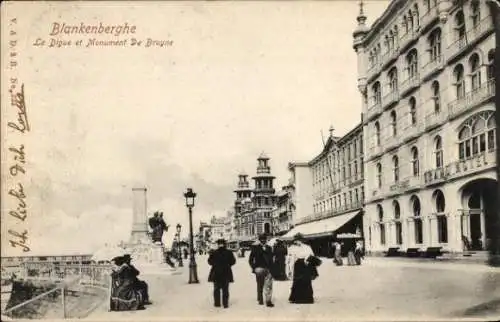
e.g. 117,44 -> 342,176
406,248 -> 421,257
424,247 -> 443,258
384,247 -> 400,257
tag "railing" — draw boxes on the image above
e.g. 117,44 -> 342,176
367,61 -> 382,80
402,122 -> 425,141
448,79 -> 495,119
399,29 -> 418,51
419,6 -> 439,30
400,74 -> 420,95
295,201 -> 363,225
366,101 -> 382,120
381,49 -> 398,68
368,144 -> 383,158
448,16 -> 493,60
383,133 -> 400,151
424,149 -> 496,185
3,262 -> 112,319
425,108 -> 449,130
382,90 -> 399,109
421,55 -> 444,79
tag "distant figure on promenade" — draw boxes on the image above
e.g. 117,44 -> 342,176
354,240 -> 364,265
249,234 -> 275,307
110,256 -> 144,311
164,250 -> 176,269
288,233 -> 320,304
123,254 -> 151,304
346,240 -> 357,266
333,241 -> 343,266
207,238 -> 236,308
272,239 -> 288,281
183,248 -> 188,259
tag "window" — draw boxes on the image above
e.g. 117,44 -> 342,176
389,67 -> 398,93
392,155 -> 399,182
361,186 -> 365,201
434,136 -> 443,168
376,163 -> 382,188
409,97 -> 417,125
469,53 -> 481,91
488,49 -> 495,81
377,204 -> 385,245
390,110 -> 397,136
406,49 -> 419,79
458,111 -> 496,160
349,191 -> 353,206
372,81 -> 382,106
454,64 -> 465,99
411,146 -> 419,176
455,11 -> 466,42
414,4 -> 420,27
432,81 -> 441,113
434,189 -> 446,213
471,1 -> 481,28
375,122 -> 381,146
393,201 -> 403,245
408,10 -> 414,31
434,189 -> 447,243
355,188 -> 359,204
428,28 -> 442,62
354,160 -> 358,178
411,196 -> 423,244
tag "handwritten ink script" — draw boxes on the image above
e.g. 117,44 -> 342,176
32,22 -> 173,49
6,17 -> 30,252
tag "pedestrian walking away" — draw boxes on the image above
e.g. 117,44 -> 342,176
248,234 -> 275,307
208,238 -> 236,308
272,239 -> 288,281
288,233 -> 321,304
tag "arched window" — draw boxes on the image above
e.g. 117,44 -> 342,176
488,49 -> 495,80
390,110 -> 397,136
389,67 -> 398,93
408,10 -> 414,31
411,146 -> 419,176
377,204 -> 385,245
392,155 -> 399,182
414,4 -> 420,27
434,190 -> 446,212
455,11 -> 466,41
470,1 -> 481,28
458,111 -> 496,160
454,64 -> 465,99
393,25 -> 399,47
469,53 -> 482,91
434,136 -> 443,168
393,201 -> 402,245
429,28 -> 442,62
409,97 -> 417,125
411,196 -> 423,244
406,49 -> 419,79
384,35 -> 390,53
376,163 -> 382,188
432,81 -> 441,113
433,190 -> 448,243
372,81 -> 382,106
402,15 -> 409,33
375,121 -> 381,145
389,30 -> 395,50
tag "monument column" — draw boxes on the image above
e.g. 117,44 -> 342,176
130,187 -> 149,244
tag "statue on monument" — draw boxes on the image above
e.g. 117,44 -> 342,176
148,211 -> 169,244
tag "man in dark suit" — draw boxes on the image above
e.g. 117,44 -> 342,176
248,234 -> 275,307
207,238 -> 236,308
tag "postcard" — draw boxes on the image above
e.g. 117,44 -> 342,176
1,1 -> 499,321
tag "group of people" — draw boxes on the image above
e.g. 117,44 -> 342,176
332,240 -> 364,266
207,233 -> 322,308
110,254 -> 151,311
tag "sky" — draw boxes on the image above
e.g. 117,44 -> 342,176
1,1 -> 389,256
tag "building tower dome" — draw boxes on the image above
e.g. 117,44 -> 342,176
353,0 -> 369,39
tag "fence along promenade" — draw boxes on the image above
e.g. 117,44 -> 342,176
2,262 -> 113,319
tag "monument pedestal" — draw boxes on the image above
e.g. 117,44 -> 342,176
124,241 -> 175,275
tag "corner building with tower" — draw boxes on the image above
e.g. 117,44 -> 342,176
353,0 -> 496,255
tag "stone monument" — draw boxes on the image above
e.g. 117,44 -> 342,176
124,187 -> 167,271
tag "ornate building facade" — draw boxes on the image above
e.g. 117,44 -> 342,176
284,126 -> 365,256
353,0 -> 496,254
271,183 -> 295,236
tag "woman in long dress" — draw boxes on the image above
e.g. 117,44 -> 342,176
288,233 -> 316,304
110,256 -> 144,311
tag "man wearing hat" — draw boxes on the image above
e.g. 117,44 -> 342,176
207,238 -> 236,308
248,234 -> 275,307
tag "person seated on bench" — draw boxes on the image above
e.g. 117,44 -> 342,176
110,256 -> 145,311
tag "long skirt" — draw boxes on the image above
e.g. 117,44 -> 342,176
110,280 -> 144,311
347,251 -> 356,266
288,260 -> 314,304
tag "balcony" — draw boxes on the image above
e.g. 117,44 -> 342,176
368,144 -> 383,158
448,79 -> 495,120
403,122 -> 425,142
399,29 -> 419,53
389,178 -> 410,194
419,6 -> 439,32
382,91 -> 399,110
367,62 -> 382,82
381,49 -> 398,69
421,55 -> 444,81
447,16 -> 494,62
400,74 -> 420,97
384,133 -> 400,152
366,101 -> 382,121
424,149 -> 496,185
425,109 -> 449,130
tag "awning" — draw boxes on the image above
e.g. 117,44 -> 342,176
283,210 -> 361,239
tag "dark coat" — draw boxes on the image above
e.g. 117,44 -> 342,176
248,244 -> 274,270
208,247 -> 236,283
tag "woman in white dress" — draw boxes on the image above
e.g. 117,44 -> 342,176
287,233 -> 317,304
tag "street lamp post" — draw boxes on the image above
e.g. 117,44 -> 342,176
184,188 -> 199,283
176,224 -> 183,267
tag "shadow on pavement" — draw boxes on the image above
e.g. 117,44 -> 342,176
453,298 -> 500,318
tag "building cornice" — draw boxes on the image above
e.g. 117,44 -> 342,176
362,0 -> 404,48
